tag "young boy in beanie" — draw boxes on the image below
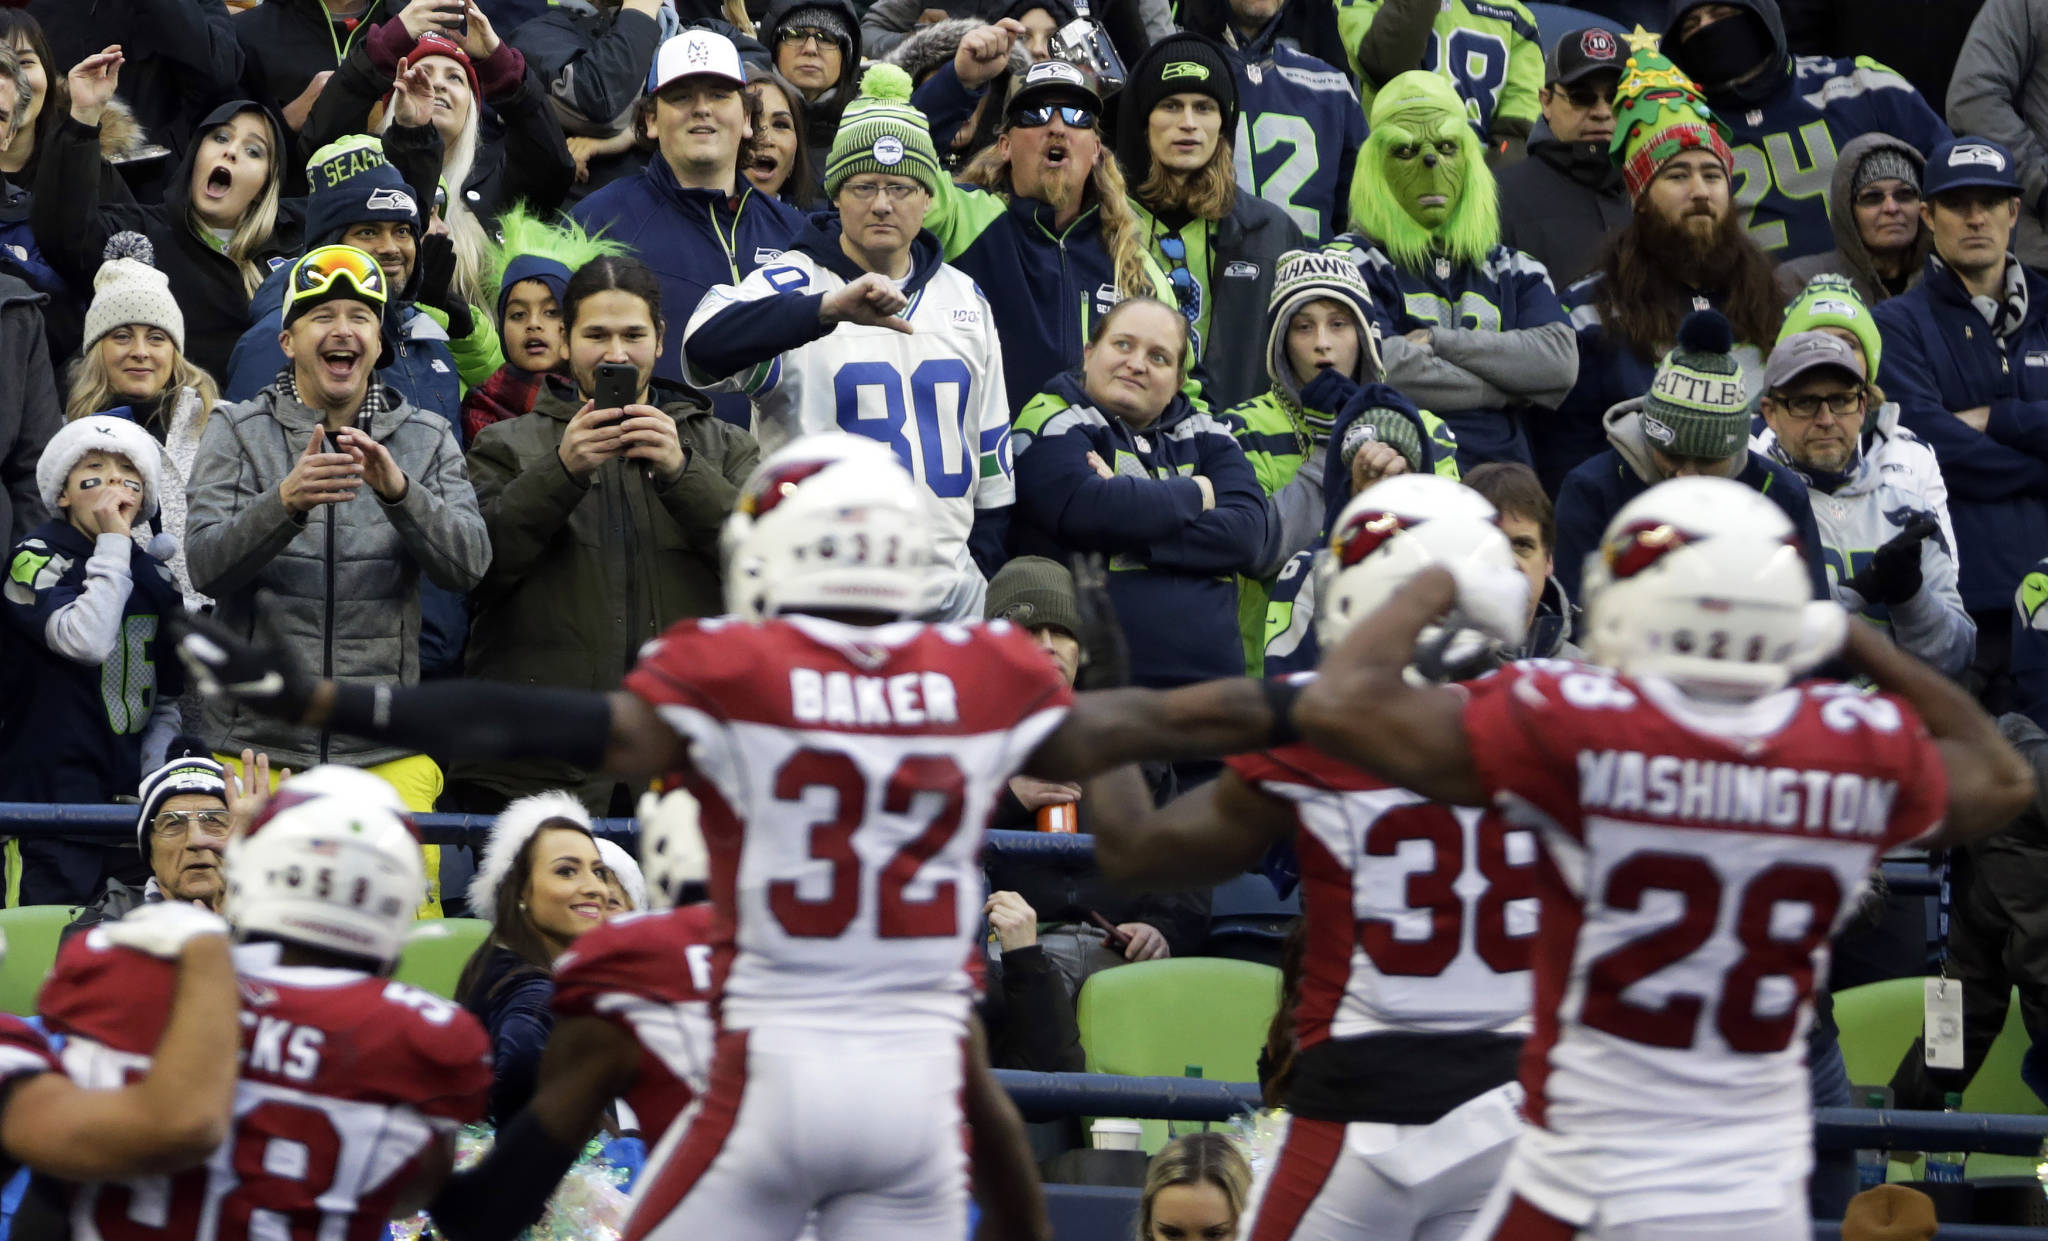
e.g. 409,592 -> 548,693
461,207 -> 627,442
1226,246 -> 1461,673
1552,308 -> 1829,605
2,415 -> 184,905
684,63 -> 1014,620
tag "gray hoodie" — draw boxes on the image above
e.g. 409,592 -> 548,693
1772,132 -> 1930,306
185,382 -> 490,768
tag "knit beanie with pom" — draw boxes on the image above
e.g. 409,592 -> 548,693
1642,309 -> 1750,460
84,232 -> 185,354
824,63 -> 945,199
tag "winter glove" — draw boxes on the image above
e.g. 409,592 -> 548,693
1298,368 -> 1361,444
1845,515 -> 1937,608
173,613 -> 317,725
98,902 -> 231,959
635,786 -> 708,908
1071,553 -> 1130,692
413,232 -> 476,339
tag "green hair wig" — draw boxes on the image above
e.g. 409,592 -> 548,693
482,205 -> 630,313
1347,70 -> 1500,274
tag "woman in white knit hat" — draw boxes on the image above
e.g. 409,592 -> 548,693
63,232 -> 220,611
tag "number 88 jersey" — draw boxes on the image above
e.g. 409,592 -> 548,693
1460,660 -> 1947,1223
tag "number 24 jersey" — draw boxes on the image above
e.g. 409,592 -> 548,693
1462,660 -> 1944,1221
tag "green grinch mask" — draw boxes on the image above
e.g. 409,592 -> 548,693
1380,114 -> 1468,230
1347,70 -> 1500,274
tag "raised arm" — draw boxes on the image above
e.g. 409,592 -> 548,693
1293,566 -> 1484,805
1840,617 -> 2034,846
6,911 -> 238,1180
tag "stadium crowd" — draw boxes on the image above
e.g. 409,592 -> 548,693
1,0 -> 2048,1235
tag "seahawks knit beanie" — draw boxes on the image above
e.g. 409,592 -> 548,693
1338,407 -> 1425,475
84,233 -> 184,354
824,64 -> 945,199
1642,310 -> 1749,460
984,555 -> 1083,636
1265,248 -> 1384,405
1853,147 -> 1921,197
1114,32 -> 1238,187
135,752 -> 228,866
1781,274 -> 1883,377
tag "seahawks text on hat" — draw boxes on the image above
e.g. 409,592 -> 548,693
1950,144 -> 2008,170
1652,368 -> 1743,410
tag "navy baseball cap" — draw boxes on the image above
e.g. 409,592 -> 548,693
1923,137 -> 2022,200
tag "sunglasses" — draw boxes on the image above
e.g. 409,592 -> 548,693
1853,186 -> 1920,210
1558,84 -> 1616,109
1156,234 -> 1199,314
292,244 -> 388,306
1010,104 -> 1097,130
777,26 -> 836,46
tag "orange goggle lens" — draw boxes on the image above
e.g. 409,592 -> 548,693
291,245 -> 387,306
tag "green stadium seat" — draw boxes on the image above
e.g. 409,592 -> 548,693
1832,977 -> 2046,1177
0,906 -> 75,1017
1075,958 -> 1281,1153
391,918 -> 490,1001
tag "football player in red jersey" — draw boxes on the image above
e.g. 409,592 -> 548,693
39,769 -> 494,1241
1094,475 -> 1541,1241
0,903 -> 238,1184
1287,476 -> 2033,1241
176,434 -> 1299,1241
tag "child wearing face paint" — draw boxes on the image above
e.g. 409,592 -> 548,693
2,415 -> 184,906
461,206 -> 627,442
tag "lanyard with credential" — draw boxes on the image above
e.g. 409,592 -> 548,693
709,189 -> 748,285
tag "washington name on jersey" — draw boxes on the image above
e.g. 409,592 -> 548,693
622,615 -> 1072,1035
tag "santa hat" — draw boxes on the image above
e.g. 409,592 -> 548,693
595,837 -> 647,912
468,789 -> 597,924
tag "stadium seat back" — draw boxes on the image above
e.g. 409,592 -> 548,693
1834,977 -> 1923,1090
0,907 -> 75,1017
1076,958 -> 1280,1152
392,918 -> 491,1000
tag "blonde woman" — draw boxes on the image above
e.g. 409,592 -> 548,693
1139,1134 -> 1252,1241
36,47 -> 298,382
924,54 -> 1175,415
63,233 -> 221,612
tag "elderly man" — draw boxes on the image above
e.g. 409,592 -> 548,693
1498,27 -> 1632,288
69,751 -> 273,933
1758,331 -> 1974,676
1775,137 -> 1930,303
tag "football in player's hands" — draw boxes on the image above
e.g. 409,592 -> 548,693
173,612 -> 317,723
99,902 -> 230,959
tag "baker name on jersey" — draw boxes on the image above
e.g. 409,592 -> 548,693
1577,749 -> 1898,838
237,1012 -> 325,1082
790,668 -> 959,727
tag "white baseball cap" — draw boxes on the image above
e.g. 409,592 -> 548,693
649,29 -> 748,94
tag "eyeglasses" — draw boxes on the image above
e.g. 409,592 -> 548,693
1853,186 -> 1920,210
291,245 -> 387,307
1770,389 -> 1867,420
152,810 -> 233,840
777,26 -> 835,46
842,181 -> 925,202
1009,104 -> 1097,130
1559,85 -> 1615,110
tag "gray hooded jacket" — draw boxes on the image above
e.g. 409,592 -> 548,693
185,382 -> 490,768
1772,132 -> 1930,305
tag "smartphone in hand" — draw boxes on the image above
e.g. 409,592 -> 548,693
592,362 -> 638,414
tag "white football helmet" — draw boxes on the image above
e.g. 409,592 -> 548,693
225,766 -> 427,970
1581,476 -> 1846,700
1316,474 -> 1528,675
721,433 -> 945,622
636,785 -> 709,910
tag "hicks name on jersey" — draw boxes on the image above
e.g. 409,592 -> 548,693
790,668 -> 959,728
1577,748 -> 1899,839
238,1010 -> 326,1082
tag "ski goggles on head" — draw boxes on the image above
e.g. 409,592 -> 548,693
288,244 -> 388,312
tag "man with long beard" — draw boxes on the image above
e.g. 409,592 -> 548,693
1533,41 -> 1784,494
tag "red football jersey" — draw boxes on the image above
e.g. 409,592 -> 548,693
1460,660 -> 1946,1223
623,615 -> 1072,1035
552,905 -> 717,1142
0,1014 -> 65,1182
41,935 -> 492,1241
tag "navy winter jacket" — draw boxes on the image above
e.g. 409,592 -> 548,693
1010,369 -> 1271,687
572,158 -> 806,426
460,945 -> 554,1126
1874,254 -> 2048,613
